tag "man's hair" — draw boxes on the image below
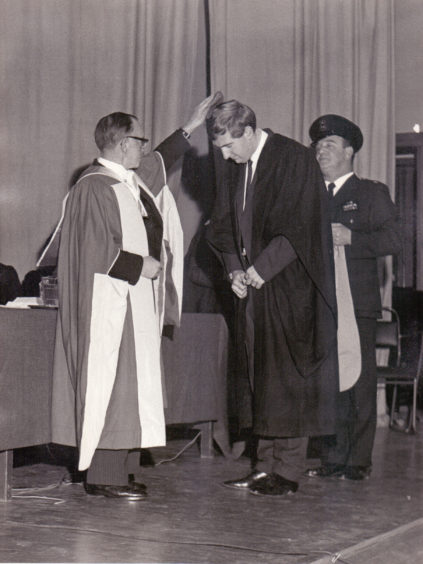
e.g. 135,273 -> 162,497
94,112 -> 137,151
206,100 -> 256,140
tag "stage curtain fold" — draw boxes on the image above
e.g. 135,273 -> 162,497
208,0 -> 395,306
0,0 -> 206,279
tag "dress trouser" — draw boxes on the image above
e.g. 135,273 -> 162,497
327,317 -> 377,468
86,448 -> 145,486
255,437 -> 308,482
86,449 -> 129,486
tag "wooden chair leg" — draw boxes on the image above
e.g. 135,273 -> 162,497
0,450 -> 13,502
390,385 -> 398,427
194,422 -> 214,458
406,381 -> 418,434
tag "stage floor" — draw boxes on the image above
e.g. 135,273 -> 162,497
1,423 -> 423,564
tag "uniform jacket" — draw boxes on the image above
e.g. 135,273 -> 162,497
331,174 -> 401,318
207,130 -> 338,437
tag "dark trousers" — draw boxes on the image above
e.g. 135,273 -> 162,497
86,449 -> 143,486
327,317 -> 377,467
255,437 -> 308,482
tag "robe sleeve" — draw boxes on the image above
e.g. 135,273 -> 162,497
253,235 -> 297,281
154,130 -> 191,171
108,250 -> 143,285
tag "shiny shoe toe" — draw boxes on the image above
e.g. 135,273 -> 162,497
250,473 -> 298,496
85,483 -> 147,500
222,470 -> 268,490
305,464 -> 346,478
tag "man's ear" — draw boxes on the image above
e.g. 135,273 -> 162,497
244,125 -> 254,139
345,145 -> 354,160
120,137 -> 128,153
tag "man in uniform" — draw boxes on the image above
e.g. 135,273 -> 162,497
307,114 -> 401,480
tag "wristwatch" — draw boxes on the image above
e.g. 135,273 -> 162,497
179,128 -> 191,140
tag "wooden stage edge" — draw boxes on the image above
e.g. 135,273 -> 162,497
310,517 -> 423,564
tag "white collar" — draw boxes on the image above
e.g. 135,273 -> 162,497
98,157 -> 133,184
326,171 -> 354,195
97,157 -> 147,214
250,129 -> 268,170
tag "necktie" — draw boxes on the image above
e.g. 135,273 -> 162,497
328,182 -> 336,199
243,160 -> 253,210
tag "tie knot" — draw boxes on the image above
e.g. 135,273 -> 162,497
327,182 -> 336,197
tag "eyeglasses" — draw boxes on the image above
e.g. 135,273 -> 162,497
125,135 -> 149,147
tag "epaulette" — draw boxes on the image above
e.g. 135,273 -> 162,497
357,176 -> 383,186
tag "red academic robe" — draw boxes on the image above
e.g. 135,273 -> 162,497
52,144 -> 184,470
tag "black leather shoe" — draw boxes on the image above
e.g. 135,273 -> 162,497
128,474 -> 147,493
305,463 -> 346,478
85,483 -> 147,500
250,473 -> 298,496
222,470 -> 268,490
343,465 -> 371,481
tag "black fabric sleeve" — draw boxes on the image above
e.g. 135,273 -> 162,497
154,130 -> 191,172
108,250 -> 144,286
253,235 -> 297,281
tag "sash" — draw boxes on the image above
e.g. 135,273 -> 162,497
334,245 -> 362,391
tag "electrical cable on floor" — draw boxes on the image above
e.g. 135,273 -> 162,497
11,433 -> 202,502
11,494 -> 66,505
11,472 -> 81,505
4,520 -> 352,561
155,431 -> 201,465
330,553 -> 352,564
12,474 -> 68,493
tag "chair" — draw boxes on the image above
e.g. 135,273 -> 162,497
376,307 -> 423,434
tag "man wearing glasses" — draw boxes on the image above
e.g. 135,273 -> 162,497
52,94 -> 221,500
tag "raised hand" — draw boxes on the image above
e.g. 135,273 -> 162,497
182,92 -> 224,135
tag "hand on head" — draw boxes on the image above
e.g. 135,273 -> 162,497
182,92 -> 224,135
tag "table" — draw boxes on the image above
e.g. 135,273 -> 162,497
0,308 -> 229,501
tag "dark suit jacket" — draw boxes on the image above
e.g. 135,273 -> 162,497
331,174 -> 401,318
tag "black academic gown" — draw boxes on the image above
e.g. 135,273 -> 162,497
207,131 -> 338,438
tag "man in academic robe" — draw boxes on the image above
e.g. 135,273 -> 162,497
52,94 -> 221,500
206,100 -> 338,496
306,114 -> 401,480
